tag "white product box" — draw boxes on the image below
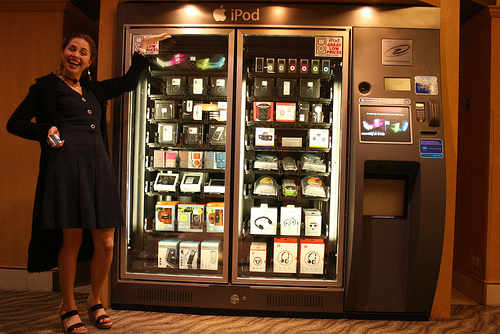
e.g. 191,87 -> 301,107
255,127 -> 275,146
153,172 -> 179,192
200,240 -> 220,270
177,204 -> 205,232
180,172 -> 205,192
276,102 -> 296,122
158,239 -> 180,269
250,204 -> 277,235
250,242 -> 267,272
303,208 -> 322,236
273,238 -> 298,273
300,239 -> 325,274
309,129 -> 330,148
179,241 -> 200,269
280,205 -> 302,236
206,202 -> 224,233
155,201 -> 179,231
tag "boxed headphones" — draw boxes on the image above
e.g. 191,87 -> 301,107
250,203 -> 277,235
300,239 -> 325,274
273,238 -> 298,273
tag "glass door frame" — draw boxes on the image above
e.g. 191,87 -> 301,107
232,28 -> 350,288
118,27 -> 235,284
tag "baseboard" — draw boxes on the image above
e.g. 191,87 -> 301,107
486,283 -> 500,305
452,268 -> 484,304
0,268 -> 53,292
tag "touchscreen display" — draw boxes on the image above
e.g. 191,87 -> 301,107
359,105 -> 411,143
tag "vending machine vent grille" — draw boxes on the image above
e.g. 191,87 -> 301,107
137,287 -> 193,304
266,293 -> 324,309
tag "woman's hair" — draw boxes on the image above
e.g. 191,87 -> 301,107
58,33 -> 97,76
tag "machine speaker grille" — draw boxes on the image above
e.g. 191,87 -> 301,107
137,287 -> 193,304
266,293 -> 324,308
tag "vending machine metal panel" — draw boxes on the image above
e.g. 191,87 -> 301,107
111,2 -> 445,318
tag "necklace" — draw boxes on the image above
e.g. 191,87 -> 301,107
58,73 -> 79,84
58,74 -> 82,94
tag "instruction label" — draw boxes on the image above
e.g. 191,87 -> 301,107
420,138 -> 444,158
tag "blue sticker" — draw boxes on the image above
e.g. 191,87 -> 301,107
420,138 -> 444,158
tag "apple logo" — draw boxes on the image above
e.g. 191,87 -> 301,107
213,5 -> 226,22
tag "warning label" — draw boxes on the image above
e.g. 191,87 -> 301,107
315,37 -> 342,57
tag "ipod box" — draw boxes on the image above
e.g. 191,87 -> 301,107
179,241 -> 200,269
200,240 -> 220,271
166,76 -> 186,96
280,205 -> 302,236
157,123 -> 177,145
275,103 -> 296,122
211,77 -> 227,97
273,238 -> 298,273
154,150 -> 177,168
188,151 -> 203,169
209,125 -> 226,145
250,242 -> 267,272
309,129 -> 330,148
250,204 -> 277,235
300,239 -> 325,274
303,208 -> 322,236
177,204 -> 205,232
158,238 -> 180,269
155,201 -> 179,231
255,127 -> 275,147
204,152 -> 226,169
189,77 -> 208,96
276,79 -> 297,98
254,78 -> 275,98
206,202 -> 224,233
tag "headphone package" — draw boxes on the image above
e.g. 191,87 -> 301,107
280,205 -> 301,236
273,237 -> 298,273
299,239 -> 325,274
250,204 -> 277,235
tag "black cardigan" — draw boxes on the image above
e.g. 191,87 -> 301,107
7,53 -> 150,273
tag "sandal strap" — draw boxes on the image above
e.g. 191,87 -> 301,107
89,303 -> 104,312
66,322 -> 86,332
60,310 -> 79,321
96,314 -> 111,324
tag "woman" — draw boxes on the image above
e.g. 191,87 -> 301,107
7,32 -> 171,333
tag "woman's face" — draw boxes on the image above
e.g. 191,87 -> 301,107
61,37 -> 92,79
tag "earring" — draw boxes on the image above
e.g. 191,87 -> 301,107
87,67 -> 92,81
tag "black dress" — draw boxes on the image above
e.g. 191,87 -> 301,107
6,52 -> 150,272
42,80 -> 123,229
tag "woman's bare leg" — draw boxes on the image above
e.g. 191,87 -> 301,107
86,228 -> 115,325
58,228 -> 86,331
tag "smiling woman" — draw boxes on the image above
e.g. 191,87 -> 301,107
6,32 -> 171,333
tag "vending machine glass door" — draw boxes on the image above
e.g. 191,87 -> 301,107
232,30 -> 348,287
119,28 -> 234,284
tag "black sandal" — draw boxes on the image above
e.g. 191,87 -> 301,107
60,310 -> 88,333
87,303 -> 112,329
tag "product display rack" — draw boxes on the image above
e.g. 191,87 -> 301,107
233,30 -> 348,286
121,30 -> 234,283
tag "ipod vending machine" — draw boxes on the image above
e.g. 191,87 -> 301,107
112,3 -> 445,318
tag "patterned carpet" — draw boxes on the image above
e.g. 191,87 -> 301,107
1,290 -> 499,334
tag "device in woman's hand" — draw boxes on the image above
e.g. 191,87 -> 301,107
47,134 -> 62,147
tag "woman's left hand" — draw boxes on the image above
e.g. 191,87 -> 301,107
140,33 -> 173,49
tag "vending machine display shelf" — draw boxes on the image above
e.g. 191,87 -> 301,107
246,121 -> 332,129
